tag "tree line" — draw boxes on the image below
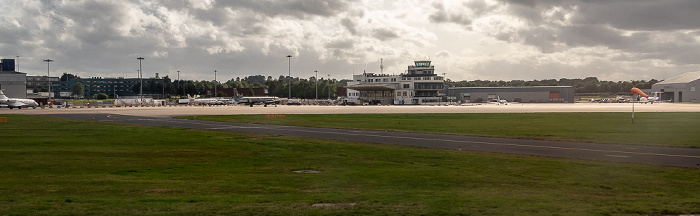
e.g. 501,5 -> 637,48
60,72 -> 661,98
130,75 -> 339,99
447,77 -> 660,94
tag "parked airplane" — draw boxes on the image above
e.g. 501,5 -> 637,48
631,88 -> 659,104
178,95 -> 233,105
0,89 -> 39,109
231,88 -> 280,106
238,96 -> 281,105
488,96 -> 508,105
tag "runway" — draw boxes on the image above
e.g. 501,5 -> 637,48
4,103 -> 699,167
41,111 -> 700,168
3,102 -> 700,116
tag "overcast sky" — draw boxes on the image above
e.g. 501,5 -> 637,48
3,0 -> 700,82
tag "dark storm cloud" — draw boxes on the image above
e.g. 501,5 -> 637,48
441,0 -> 700,64
575,1 -> 700,31
325,38 -> 354,49
340,18 -> 358,35
61,1 -> 128,46
372,28 -> 399,41
215,0 -> 354,19
464,0 -> 499,17
429,1 -> 472,26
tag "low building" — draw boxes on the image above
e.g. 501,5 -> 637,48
0,71 -> 26,98
0,58 -> 27,98
445,86 -> 575,103
27,75 -> 59,92
52,77 -> 161,99
345,60 -> 574,104
650,71 -> 700,102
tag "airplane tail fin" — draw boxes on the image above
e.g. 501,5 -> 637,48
0,89 -> 8,100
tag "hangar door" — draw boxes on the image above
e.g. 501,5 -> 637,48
549,92 -> 561,102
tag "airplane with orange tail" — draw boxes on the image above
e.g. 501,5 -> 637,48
631,88 -> 659,104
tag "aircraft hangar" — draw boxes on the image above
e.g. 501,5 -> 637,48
445,86 -> 575,103
0,58 -> 27,98
650,71 -> 700,102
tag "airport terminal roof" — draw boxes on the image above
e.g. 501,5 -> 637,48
346,84 -> 398,91
656,71 -> 700,84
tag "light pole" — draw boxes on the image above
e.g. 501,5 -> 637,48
137,69 -> 140,101
177,70 -> 180,96
287,55 -> 292,99
314,70 -> 318,100
214,70 -> 217,98
44,59 -> 53,101
328,74 -> 331,99
137,57 -> 144,104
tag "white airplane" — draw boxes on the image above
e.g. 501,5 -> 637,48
0,89 -> 39,109
488,96 -> 508,105
631,88 -> 659,104
178,95 -> 232,105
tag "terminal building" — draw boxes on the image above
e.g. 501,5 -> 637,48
345,60 -> 574,105
346,60 -> 444,105
650,71 -> 700,102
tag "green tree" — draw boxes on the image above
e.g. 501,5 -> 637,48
96,93 -> 108,99
60,73 -> 80,81
72,82 -> 84,98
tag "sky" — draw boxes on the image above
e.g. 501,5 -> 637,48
3,0 -> 700,82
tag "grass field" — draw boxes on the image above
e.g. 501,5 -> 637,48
179,113 -> 700,148
1,114 -> 700,215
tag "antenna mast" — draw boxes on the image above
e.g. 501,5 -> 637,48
380,58 -> 384,74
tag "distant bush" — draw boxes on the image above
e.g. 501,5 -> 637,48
96,93 -> 109,99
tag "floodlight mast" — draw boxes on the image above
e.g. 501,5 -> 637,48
287,55 -> 292,99
43,59 -> 53,101
137,57 -> 144,105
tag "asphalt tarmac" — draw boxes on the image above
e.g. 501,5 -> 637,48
42,112 -> 700,168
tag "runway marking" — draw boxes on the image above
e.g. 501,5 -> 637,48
264,126 -> 700,160
144,118 -> 700,160
606,155 -> 630,158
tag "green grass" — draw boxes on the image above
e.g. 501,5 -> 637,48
178,113 -> 700,148
1,114 -> 700,215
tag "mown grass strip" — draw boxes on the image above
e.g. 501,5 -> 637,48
1,114 -> 699,215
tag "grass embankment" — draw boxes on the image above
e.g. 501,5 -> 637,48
180,113 -> 700,148
1,115 -> 700,215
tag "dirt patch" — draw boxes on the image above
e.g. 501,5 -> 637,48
312,203 -> 356,207
292,170 -> 321,173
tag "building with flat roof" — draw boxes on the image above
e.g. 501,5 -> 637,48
445,86 -> 575,103
346,60 -> 444,105
0,71 -> 26,98
27,75 -> 59,92
345,60 -> 574,105
0,58 -> 26,98
650,71 -> 700,102
52,77 -> 162,99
